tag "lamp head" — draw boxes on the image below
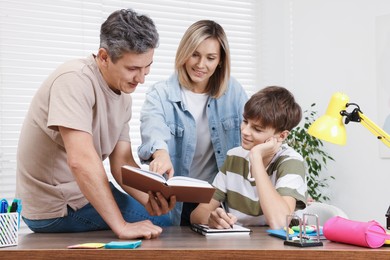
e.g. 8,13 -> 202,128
308,92 -> 349,145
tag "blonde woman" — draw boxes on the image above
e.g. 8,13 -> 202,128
138,20 -> 248,226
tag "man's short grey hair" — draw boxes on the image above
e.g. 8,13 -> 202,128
100,9 -> 159,63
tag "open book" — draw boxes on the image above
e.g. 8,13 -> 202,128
191,223 -> 252,236
121,165 -> 216,203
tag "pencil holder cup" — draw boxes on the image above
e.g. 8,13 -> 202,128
0,212 -> 19,247
323,216 -> 390,248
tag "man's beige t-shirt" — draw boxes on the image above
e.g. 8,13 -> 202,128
16,55 -> 132,220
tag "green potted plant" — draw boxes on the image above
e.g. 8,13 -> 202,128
286,103 -> 335,202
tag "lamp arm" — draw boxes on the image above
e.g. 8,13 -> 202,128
358,111 -> 390,148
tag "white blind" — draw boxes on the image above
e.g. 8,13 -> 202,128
0,0 -> 259,229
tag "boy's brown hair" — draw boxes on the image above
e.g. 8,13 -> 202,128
243,86 -> 302,133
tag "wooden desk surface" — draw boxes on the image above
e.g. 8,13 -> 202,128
1,226 -> 390,259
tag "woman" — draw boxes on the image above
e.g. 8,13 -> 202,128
138,20 -> 248,226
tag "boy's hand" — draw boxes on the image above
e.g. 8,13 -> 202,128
250,137 -> 282,160
208,207 -> 237,229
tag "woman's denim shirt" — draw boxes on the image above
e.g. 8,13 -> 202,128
138,74 -> 248,225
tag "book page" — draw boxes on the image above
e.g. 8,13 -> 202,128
122,165 -> 166,183
166,176 -> 212,188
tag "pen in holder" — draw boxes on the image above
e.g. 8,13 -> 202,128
283,213 -> 323,247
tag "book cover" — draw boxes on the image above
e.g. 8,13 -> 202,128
121,165 -> 216,203
191,223 -> 252,236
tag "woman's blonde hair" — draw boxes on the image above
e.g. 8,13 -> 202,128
175,20 -> 231,98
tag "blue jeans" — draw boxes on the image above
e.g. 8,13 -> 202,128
23,183 -> 172,233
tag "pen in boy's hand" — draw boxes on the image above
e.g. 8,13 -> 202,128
220,202 -> 233,228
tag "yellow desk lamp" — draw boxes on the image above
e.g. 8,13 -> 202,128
307,92 -> 390,148
307,92 -> 390,231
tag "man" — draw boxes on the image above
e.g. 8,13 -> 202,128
16,9 -> 175,240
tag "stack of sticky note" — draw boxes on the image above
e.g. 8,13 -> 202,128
67,240 -> 142,249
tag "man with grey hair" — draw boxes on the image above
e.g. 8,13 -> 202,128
16,9 -> 175,240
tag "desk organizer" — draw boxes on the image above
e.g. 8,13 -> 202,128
0,212 -> 19,247
283,213 -> 323,247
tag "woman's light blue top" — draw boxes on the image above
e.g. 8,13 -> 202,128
138,73 -> 248,225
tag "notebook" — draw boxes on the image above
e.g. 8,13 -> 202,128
191,223 -> 251,236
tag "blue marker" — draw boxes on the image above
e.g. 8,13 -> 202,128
0,199 -> 8,213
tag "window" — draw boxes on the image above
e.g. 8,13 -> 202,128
0,0 -> 259,230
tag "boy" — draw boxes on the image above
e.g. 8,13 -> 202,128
190,86 -> 307,230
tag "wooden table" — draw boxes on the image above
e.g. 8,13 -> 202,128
1,226 -> 389,259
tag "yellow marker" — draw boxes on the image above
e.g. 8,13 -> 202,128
385,231 -> 390,245
284,227 -> 294,235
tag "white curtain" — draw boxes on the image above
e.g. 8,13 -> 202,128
0,0 -> 259,231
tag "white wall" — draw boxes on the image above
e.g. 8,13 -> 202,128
260,0 -> 390,226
